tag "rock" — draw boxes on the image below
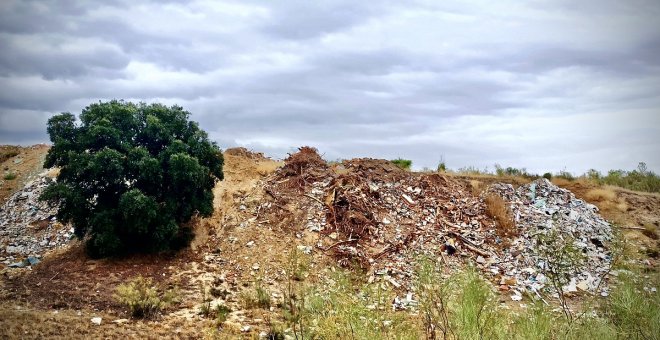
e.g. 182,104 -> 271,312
241,325 -> 251,332
91,317 -> 102,325
577,280 -> 590,291
8,261 -> 26,268
296,245 -> 312,255
476,256 -> 486,264
112,318 -> 129,324
246,241 -> 255,247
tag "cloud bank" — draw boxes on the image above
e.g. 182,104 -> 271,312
1,0 -> 659,174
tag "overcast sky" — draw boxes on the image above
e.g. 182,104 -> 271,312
1,0 -> 659,174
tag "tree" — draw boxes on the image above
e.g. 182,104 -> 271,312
41,100 -> 223,257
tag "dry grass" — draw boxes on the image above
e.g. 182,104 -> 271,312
585,188 -> 617,202
469,180 -> 483,196
0,303 -> 208,339
484,194 -> 517,238
584,187 -> 629,213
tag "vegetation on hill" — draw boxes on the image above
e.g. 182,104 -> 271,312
391,158 -> 412,170
40,100 -> 224,257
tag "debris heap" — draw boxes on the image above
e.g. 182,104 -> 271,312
261,148 -> 500,290
0,171 -> 72,267
488,179 -> 613,298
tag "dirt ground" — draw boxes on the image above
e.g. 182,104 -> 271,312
0,144 -> 50,202
0,146 -> 658,338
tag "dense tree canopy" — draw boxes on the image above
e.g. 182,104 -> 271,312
41,100 -> 223,257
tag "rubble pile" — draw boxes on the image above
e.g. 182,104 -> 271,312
488,179 -> 613,297
259,149 -> 616,301
0,170 -> 72,267
261,148 -> 501,288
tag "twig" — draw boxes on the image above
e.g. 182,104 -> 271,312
612,225 -> 646,231
50,272 -> 59,281
303,194 -> 324,205
447,231 -> 492,257
318,239 -> 357,252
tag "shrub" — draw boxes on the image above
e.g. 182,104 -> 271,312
40,100 -> 224,257
595,162 -> 660,193
556,169 -> 575,181
391,158 -> 412,170
114,276 -> 178,318
437,160 -> 446,172
3,172 -> 16,180
542,172 -> 552,180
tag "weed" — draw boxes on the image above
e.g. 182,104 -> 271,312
3,172 -> 16,180
241,281 -> 271,310
415,257 -> 453,339
214,304 -> 231,323
603,272 -> 660,339
534,226 -> 586,322
114,276 -> 178,318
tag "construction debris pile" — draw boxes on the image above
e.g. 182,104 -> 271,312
257,148 -> 615,302
260,148 -> 500,287
0,171 -> 72,268
488,179 -> 613,298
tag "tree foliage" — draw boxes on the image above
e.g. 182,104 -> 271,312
41,100 -> 223,257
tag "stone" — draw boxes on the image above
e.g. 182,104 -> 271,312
91,317 -> 102,325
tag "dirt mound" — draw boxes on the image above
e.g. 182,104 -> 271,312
0,144 -> 50,203
224,147 -> 267,160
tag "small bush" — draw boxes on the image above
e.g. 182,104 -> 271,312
542,172 -> 552,180
3,172 -> 16,180
214,304 -> 231,323
391,158 -> 412,170
114,276 -> 178,318
437,161 -> 446,172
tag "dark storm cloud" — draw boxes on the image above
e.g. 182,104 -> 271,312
0,0 -> 659,173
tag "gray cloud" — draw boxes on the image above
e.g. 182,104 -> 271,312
0,0 -> 659,174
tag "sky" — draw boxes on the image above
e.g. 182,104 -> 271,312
0,0 -> 659,174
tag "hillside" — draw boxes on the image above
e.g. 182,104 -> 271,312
0,146 -> 658,338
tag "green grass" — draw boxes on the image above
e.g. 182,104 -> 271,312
3,172 -> 17,180
274,255 -> 659,340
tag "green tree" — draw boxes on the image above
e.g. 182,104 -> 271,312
41,100 -> 223,257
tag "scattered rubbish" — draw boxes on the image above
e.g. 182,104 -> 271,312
90,317 -> 102,325
1,170 -> 71,266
